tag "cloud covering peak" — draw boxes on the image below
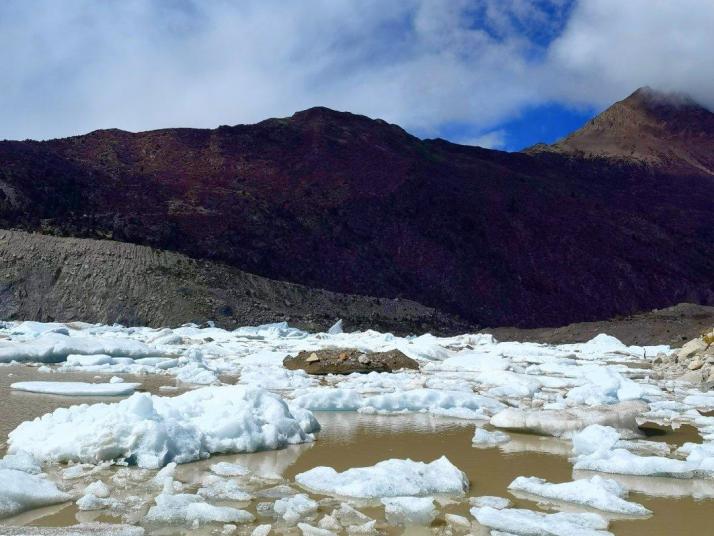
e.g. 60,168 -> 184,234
1,0 -> 711,142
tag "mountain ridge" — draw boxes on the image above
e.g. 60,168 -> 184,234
0,87 -> 712,328
528,87 -> 714,174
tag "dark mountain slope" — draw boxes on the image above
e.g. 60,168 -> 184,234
0,229 -> 470,334
0,90 -> 713,327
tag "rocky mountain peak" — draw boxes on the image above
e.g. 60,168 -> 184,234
529,87 -> 714,175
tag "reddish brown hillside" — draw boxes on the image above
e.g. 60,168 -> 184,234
0,90 -> 713,327
530,87 -> 714,175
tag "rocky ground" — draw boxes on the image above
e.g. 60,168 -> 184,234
483,303 -> 714,346
0,230 -> 472,335
654,328 -> 714,386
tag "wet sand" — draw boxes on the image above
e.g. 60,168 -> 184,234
1,368 -> 713,534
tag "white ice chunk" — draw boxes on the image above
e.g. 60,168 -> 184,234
210,462 -> 251,477
327,320 -> 344,335
296,456 -> 468,498
565,366 -> 661,406
152,462 -> 177,487
76,487 -> 118,511
198,475 -> 252,501
683,393 -> 714,409
346,520 -> 377,534
0,468 -> 71,519
0,333 -> 154,363
67,354 -> 113,367
360,389 -> 504,419
490,401 -> 646,437
571,425 -> 621,457
382,496 -> 436,525
331,503 -> 373,526
252,524 -> 272,536
469,496 -> 511,509
146,487 -> 254,525
298,522 -> 336,536
471,506 -> 611,536
84,480 -> 110,498
239,365 -> 317,390
571,426 -> 708,478
508,476 -> 650,515
436,353 -> 510,372
291,388 -> 364,411
9,386 -> 319,468
472,428 -> 510,447
573,448 -> 698,478
273,494 -> 318,524
0,451 -> 42,474
11,381 -> 140,396
445,513 -> 471,528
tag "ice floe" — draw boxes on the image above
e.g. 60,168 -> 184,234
359,389 -> 504,419
295,456 -> 468,498
471,506 -> 612,536
8,386 -> 319,468
472,427 -> 511,446
198,475 -> 252,501
508,475 -> 650,515
0,468 -> 71,519
382,496 -> 436,525
273,493 -> 318,523
10,381 -> 141,396
145,482 -> 254,526
490,401 -> 647,437
0,332 -> 154,364
571,425 -> 714,478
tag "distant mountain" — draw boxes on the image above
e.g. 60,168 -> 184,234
529,87 -> 714,175
0,88 -> 712,328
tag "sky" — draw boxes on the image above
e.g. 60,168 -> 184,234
1,0 -> 713,151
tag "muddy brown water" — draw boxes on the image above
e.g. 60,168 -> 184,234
1,366 -> 713,534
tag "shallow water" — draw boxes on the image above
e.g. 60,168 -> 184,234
1,367 -> 714,535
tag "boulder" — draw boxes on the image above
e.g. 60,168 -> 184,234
676,338 -> 708,360
688,358 -> 704,370
283,349 -> 419,375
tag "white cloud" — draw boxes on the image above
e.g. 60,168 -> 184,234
457,129 -> 507,149
0,0 -> 711,141
545,0 -> 714,109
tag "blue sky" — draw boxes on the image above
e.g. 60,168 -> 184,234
427,102 -> 596,151
0,1 -> 712,149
